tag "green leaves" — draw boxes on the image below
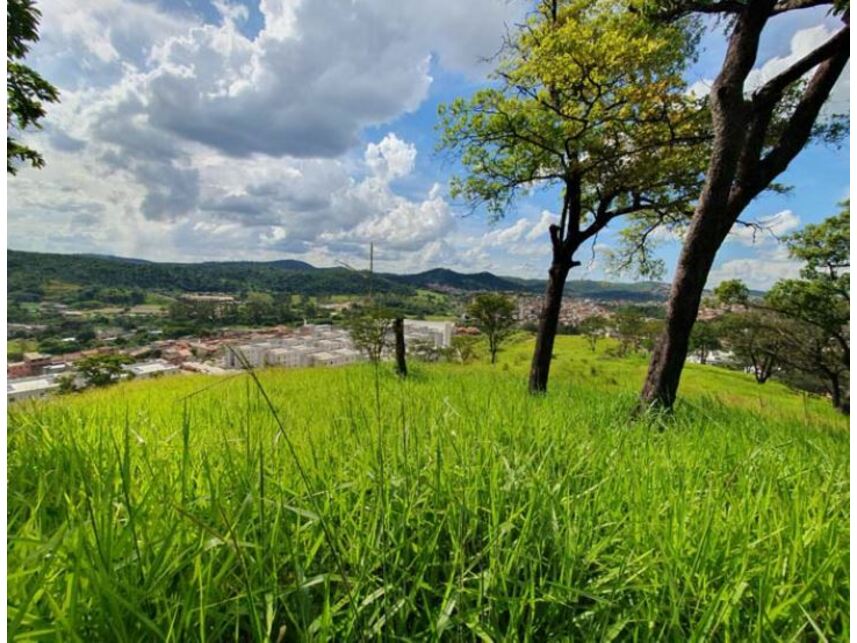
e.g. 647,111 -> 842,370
7,0 -> 60,174
437,0 -> 708,271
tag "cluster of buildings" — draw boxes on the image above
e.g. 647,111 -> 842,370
515,296 -> 610,326
7,359 -> 180,402
223,321 -> 454,370
7,320 -> 456,402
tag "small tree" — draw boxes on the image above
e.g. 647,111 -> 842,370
688,319 -> 721,365
8,0 -> 59,174
467,293 -> 517,365
714,280 -> 750,307
713,206 -> 850,411
56,373 -> 77,394
449,335 -> 479,364
718,311 -> 782,384
345,305 -> 392,364
765,205 -> 849,411
75,354 -> 134,387
579,315 -> 607,352
613,308 -> 646,356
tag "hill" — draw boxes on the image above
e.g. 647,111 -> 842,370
9,249 -> 672,301
7,336 -> 848,639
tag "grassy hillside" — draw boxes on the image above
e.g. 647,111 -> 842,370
7,337 -> 848,640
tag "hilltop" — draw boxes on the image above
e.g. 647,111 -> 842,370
9,249 -> 672,301
7,336 -> 847,639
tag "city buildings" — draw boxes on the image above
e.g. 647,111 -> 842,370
7,375 -> 61,402
122,359 -> 181,379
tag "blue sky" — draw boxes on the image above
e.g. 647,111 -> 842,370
7,0 -> 850,289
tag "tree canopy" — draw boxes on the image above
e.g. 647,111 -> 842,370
439,0 -> 707,252
439,0 -> 709,393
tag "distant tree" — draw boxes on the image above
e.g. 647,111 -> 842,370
439,0 -> 707,392
449,335 -> 479,364
579,315 -> 607,352
467,293 -> 516,364
345,306 -> 392,364
765,205 -> 849,411
75,354 -> 134,387
640,0 -> 849,410
715,206 -> 849,410
689,319 -> 721,365
244,292 -> 274,326
7,0 -> 59,174
56,373 -> 77,394
613,308 -> 646,357
714,280 -> 750,307
718,311 -> 783,384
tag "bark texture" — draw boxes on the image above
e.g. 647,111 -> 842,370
393,317 -> 407,377
529,260 -> 571,393
641,4 -> 849,410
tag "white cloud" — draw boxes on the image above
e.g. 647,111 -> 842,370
708,245 -> 801,290
365,134 -> 417,182
747,24 -> 849,117
10,0 -> 525,265
727,209 -> 800,246
692,24 -> 849,117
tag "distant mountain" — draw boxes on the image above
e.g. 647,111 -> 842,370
8,249 -> 672,302
388,268 -> 521,292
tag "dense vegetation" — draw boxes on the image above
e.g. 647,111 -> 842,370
8,250 -> 673,304
8,337 -> 848,640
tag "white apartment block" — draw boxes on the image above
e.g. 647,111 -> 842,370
223,321 -> 454,371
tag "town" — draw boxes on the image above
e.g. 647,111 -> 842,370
7,318 -> 457,402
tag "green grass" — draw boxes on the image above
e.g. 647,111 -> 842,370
7,338 -> 38,357
7,337 -> 849,640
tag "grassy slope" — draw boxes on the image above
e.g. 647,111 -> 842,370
7,337 -> 849,640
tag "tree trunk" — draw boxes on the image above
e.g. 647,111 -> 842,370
528,261 -> 571,393
393,318 -> 407,377
828,372 -> 849,414
640,211 -> 732,409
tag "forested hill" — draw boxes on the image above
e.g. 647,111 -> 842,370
8,249 -> 671,301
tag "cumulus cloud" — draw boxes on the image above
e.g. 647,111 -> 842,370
8,0 -> 844,283
10,0 -> 525,263
747,24 -> 849,117
365,134 -> 417,182
692,23 -> 849,117
708,245 -> 801,290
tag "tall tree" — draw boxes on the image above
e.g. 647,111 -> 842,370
639,0 -> 849,410
439,0 -> 707,393
7,0 -> 58,174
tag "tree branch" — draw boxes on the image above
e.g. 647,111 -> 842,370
751,24 -> 848,108
771,0 -> 835,15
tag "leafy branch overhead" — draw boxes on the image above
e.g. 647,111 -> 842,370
438,0 -> 710,267
7,0 -> 59,174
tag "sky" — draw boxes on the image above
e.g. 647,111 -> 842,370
7,0 -> 850,289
